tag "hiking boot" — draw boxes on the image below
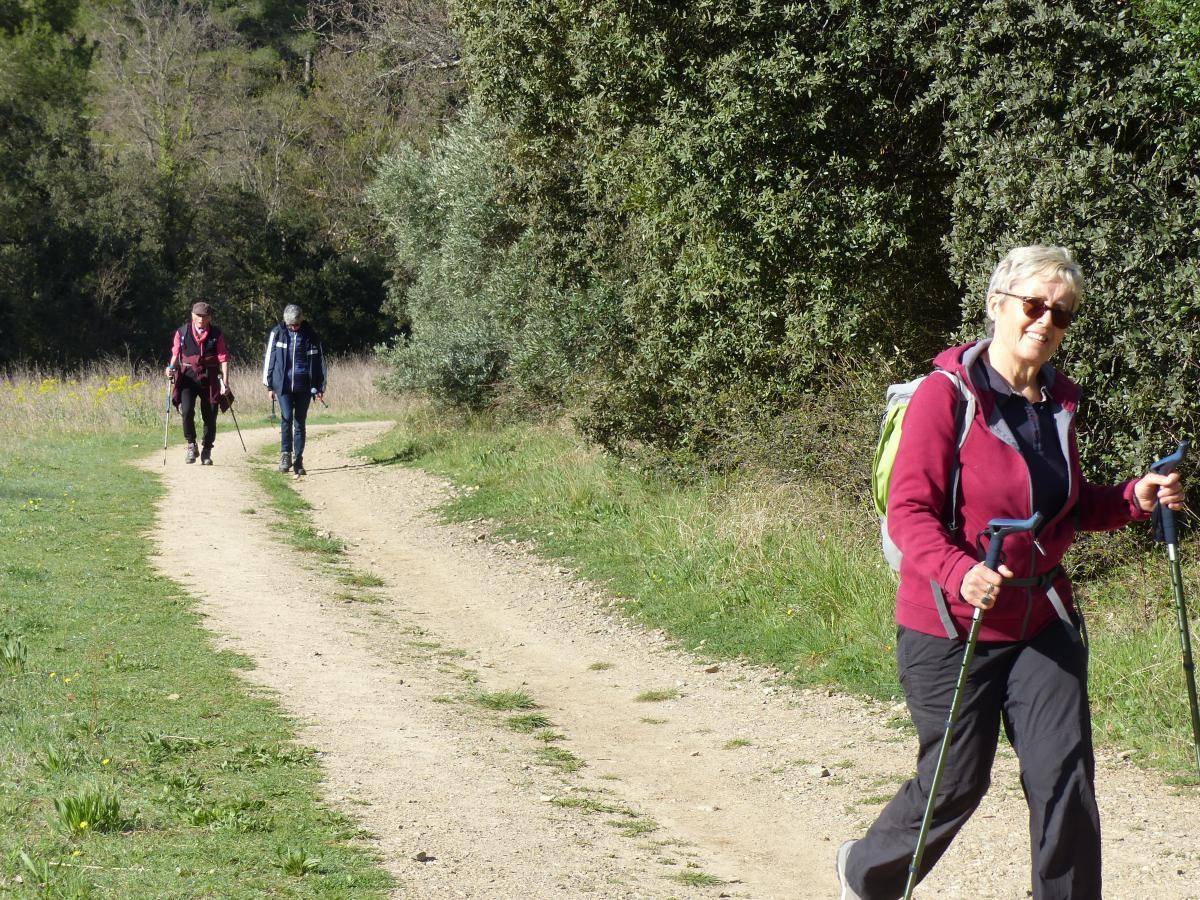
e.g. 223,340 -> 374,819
185,443 -> 198,464
292,458 -> 306,477
835,840 -> 861,900
278,451 -> 292,473
200,446 -> 213,466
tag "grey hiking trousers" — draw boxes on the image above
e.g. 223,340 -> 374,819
845,620 -> 1100,900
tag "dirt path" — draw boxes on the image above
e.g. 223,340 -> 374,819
143,422 -> 1200,899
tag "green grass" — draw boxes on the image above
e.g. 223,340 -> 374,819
634,689 -> 679,703
504,712 -> 552,733
549,796 -> 632,816
609,817 -> 659,837
251,463 -> 346,559
337,571 -> 386,589
535,747 -> 585,773
670,869 -> 726,887
360,414 -> 1200,777
472,690 -> 537,711
0,432 -> 391,897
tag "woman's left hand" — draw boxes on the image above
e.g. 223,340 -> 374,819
1133,471 -> 1185,513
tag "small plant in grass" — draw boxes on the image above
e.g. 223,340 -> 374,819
635,688 -> 679,703
229,743 -> 313,769
723,738 -> 751,750
276,846 -> 323,876
506,713 -> 552,732
639,716 -> 668,724
671,869 -> 726,887
536,747 -> 585,773
141,732 -> 207,759
36,743 -> 75,775
185,795 -> 268,831
473,689 -> 537,711
587,661 -> 614,671
54,787 -> 131,835
2,632 -> 28,673
534,729 -> 565,743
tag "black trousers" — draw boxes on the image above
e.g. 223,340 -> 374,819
178,380 -> 217,451
846,621 -> 1100,900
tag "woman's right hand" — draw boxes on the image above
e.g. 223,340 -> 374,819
962,561 -> 1015,610
268,389 -> 276,401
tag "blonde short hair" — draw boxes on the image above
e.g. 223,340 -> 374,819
986,245 -> 1084,310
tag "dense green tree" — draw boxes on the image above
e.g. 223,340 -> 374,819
0,0 -> 100,363
1,0 -> 451,366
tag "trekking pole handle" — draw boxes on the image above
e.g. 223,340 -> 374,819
1151,441 -> 1189,546
1151,441 -> 1189,478
982,513 -> 1043,570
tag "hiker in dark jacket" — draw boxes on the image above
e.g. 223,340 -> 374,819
165,301 -> 230,465
836,246 -> 1184,900
261,304 -> 325,477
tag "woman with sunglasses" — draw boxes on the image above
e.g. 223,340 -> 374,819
836,245 -> 1184,899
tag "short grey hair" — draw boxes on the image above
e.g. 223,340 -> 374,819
986,245 -> 1084,310
282,304 -> 303,325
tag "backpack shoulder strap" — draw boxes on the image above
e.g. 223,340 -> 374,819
930,369 -> 975,449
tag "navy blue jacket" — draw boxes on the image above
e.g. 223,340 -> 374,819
261,322 -> 326,396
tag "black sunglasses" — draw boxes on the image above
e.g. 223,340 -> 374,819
993,290 -> 1075,329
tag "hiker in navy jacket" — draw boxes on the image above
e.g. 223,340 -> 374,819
262,304 -> 325,477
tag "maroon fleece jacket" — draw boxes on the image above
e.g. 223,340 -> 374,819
889,340 -> 1148,641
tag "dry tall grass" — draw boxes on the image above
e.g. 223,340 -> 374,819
0,355 -> 412,439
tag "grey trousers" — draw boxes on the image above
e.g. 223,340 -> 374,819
846,621 -> 1100,900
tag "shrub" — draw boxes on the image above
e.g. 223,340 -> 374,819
924,0 -> 1200,481
370,106 -> 517,406
388,1 -> 1200,485
53,787 -> 132,835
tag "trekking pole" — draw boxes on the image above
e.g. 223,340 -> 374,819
161,375 -> 173,466
1151,441 -> 1200,779
270,396 -> 277,423
903,512 -> 1043,900
219,377 -> 248,454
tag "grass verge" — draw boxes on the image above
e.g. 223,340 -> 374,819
0,431 -> 391,897
359,412 -> 1200,778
